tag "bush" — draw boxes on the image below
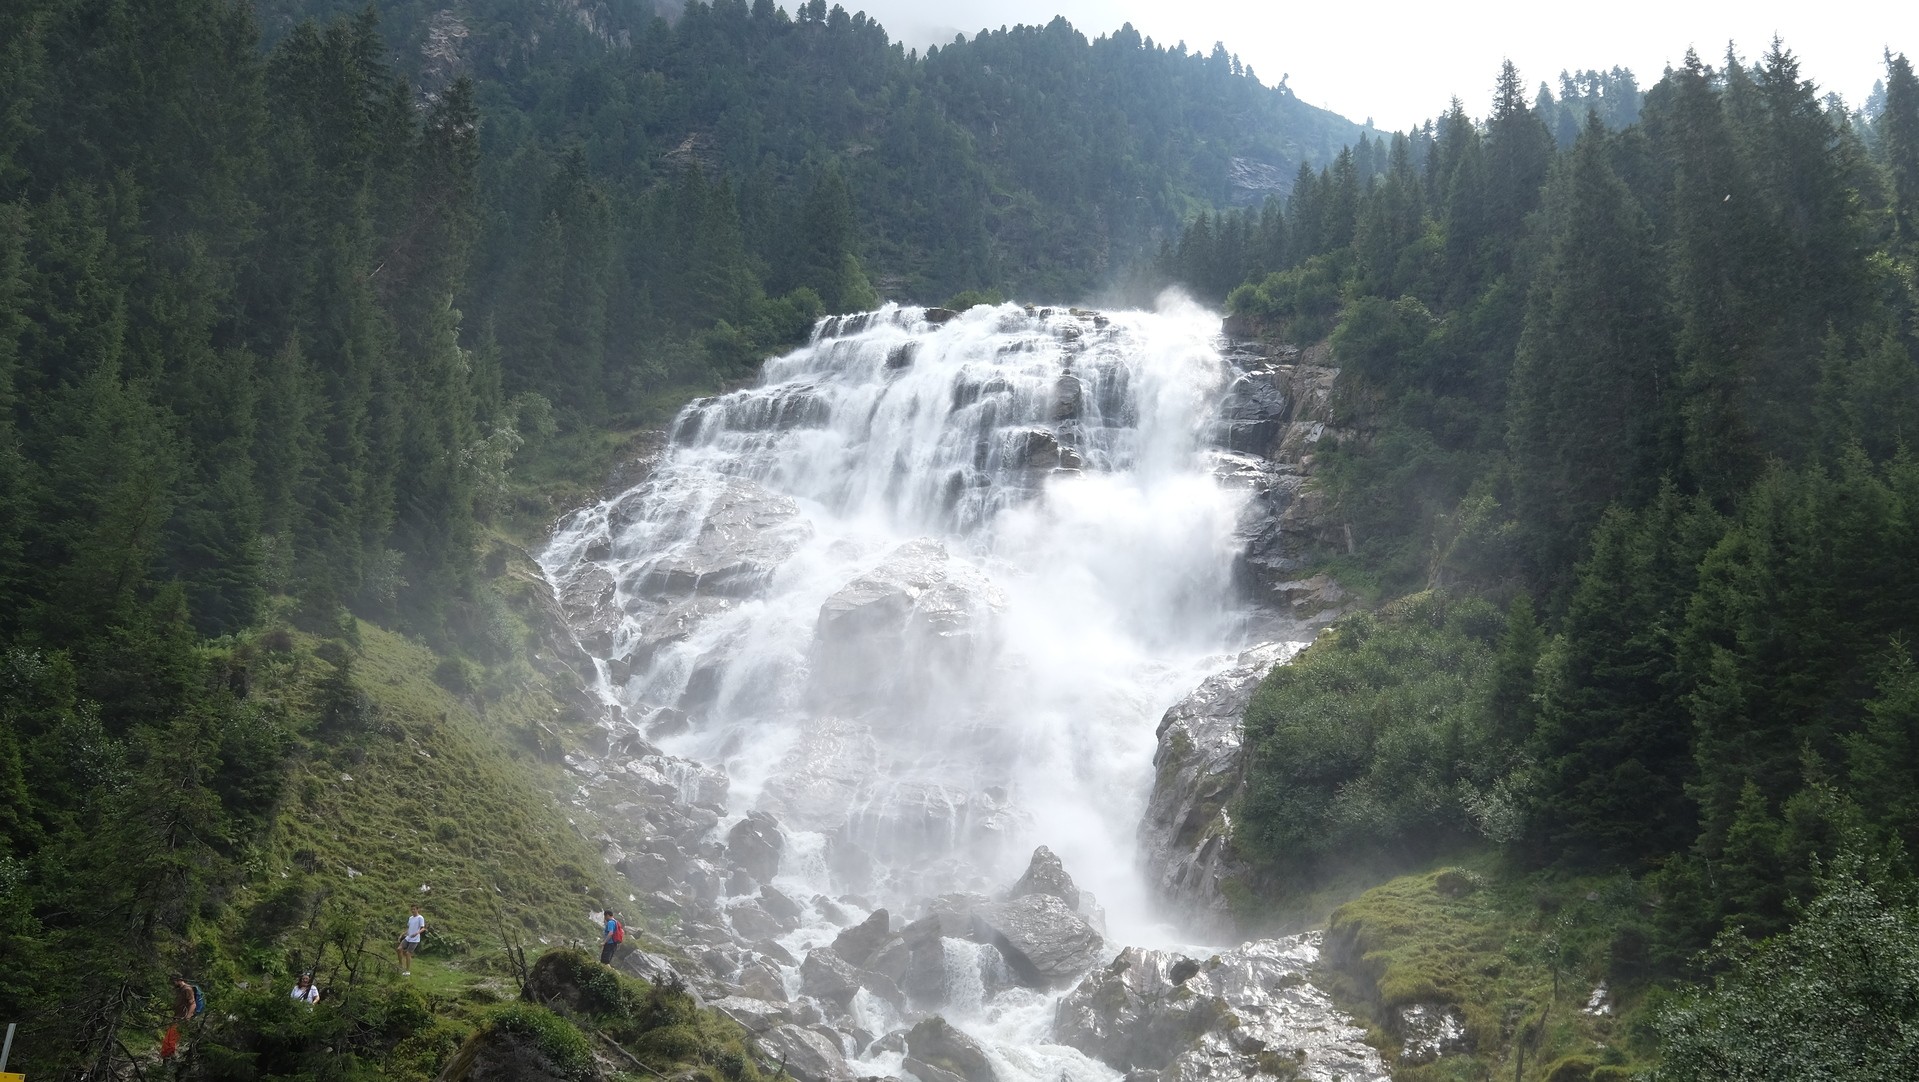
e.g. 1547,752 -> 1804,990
484,1003 -> 596,1080
1236,593 -> 1505,886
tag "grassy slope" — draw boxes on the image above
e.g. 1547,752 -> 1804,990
238,619 -> 619,970
188,391 -> 721,1072
1322,856 -> 1659,1082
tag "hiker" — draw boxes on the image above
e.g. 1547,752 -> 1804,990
290,972 -> 320,1004
170,976 -> 201,1024
397,903 -> 427,975
162,976 -> 204,1060
600,908 -> 624,965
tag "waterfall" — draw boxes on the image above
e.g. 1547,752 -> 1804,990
538,301 -> 1385,1082
544,300 -> 1252,934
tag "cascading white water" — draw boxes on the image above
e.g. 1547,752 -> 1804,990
535,299 -> 1376,1082
543,299 -> 1254,938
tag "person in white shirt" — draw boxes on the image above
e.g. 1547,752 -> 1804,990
397,904 -> 427,975
290,973 -> 320,1004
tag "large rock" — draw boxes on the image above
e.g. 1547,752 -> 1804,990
1213,351 -> 1351,605
969,894 -> 1102,988
759,1023 -> 855,1082
1053,937 -> 1385,1082
1137,642 -> 1304,936
1002,845 -> 1079,912
634,478 -> 813,599
621,754 -> 729,809
618,595 -> 737,674
906,1016 -> 999,1082
759,717 -> 878,832
1211,371 -> 1289,455
1052,947 -> 1228,1071
832,909 -> 893,968
809,536 -> 1008,714
440,1022 -> 603,1082
814,540 -> 1003,659
727,811 -> 785,883
800,946 -> 866,1006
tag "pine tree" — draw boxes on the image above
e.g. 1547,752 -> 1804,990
1528,487 -> 1716,866
1881,52 -> 1919,251
1657,51 -> 1768,504
1509,114 -> 1674,584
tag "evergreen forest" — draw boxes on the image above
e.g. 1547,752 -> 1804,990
2,0 -> 1918,1077
1162,41 -> 1919,1082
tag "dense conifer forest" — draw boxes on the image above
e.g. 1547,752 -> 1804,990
1162,43 -> 1919,1078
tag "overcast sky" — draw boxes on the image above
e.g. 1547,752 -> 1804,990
843,0 -> 1916,128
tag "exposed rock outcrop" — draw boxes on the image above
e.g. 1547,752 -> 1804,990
1208,340 -> 1352,617
1138,642 -> 1305,935
1002,845 -> 1080,912
969,894 -> 1103,988
759,1023 -> 856,1082
1053,937 -> 1386,1082
906,1016 -> 1000,1082
726,811 -> 785,883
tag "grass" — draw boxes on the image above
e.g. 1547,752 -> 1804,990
227,616 -> 622,989
1321,854 -> 1658,1082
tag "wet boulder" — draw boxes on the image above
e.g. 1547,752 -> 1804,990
635,479 -> 813,599
1053,948 -> 1230,1071
811,541 -> 1004,706
1052,936 -> 1384,1082
1051,375 -> 1084,421
832,909 -> 893,968
814,540 -> 1001,648
726,811 -> 785,883
1137,642 -> 1302,936
1002,845 -> 1080,912
760,886 -> 805,925
734,959 -> 789,1002
1211,372 -> 1290,455
726,900 -> 785,941
759,1023 -> 855,1082
969,894 -> 1103,988
1008,428 -> 1063,469
905,1016 -> 999,1082
800,946 -> 866,1006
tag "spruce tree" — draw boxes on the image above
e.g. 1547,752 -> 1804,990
1509,114 -> 1673,584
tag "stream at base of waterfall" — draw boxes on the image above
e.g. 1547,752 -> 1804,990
539,301 -> 1387,1082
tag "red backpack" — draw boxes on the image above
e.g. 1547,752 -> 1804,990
611,918 -> 625,943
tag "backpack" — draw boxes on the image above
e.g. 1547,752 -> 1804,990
611,919 -> 624,944
190,983 -> 206,1017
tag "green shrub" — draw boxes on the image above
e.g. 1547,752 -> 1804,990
485,1003 -> 596,1080
1235,593 -> 1505,886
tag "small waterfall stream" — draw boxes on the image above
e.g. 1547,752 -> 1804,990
539,301 -> 1386,1082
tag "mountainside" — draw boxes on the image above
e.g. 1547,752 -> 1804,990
260,0 -> 1368,299
1139,41 -> 1919,1082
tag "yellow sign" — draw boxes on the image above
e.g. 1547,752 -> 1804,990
0,1071 -> 25,1082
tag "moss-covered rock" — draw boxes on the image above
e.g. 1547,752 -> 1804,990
439,1003 -> 599,1082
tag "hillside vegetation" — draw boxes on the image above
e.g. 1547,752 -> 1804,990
1155,41 -> 1919,1081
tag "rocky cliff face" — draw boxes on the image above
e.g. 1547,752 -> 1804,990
1136,332 -> 1351,935
1210,337 -> 1354,630
1136,642 -> 1303,937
